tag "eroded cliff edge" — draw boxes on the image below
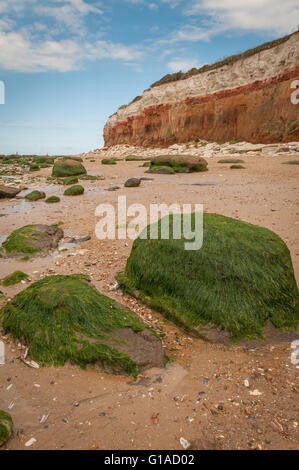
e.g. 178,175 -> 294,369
104,32 -> 299,147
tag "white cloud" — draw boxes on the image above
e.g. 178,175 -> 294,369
0,0 -> 143,72
184,0 -> 299,35
0,29 -> 142,72
167,57 -> 201,71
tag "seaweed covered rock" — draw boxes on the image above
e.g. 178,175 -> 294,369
45,196 -> 60,203
63,176 -> 79,185
218,159 -> 245,164
146,166 -> 175,175
0,224 -> 64,257
147,155 -> 208,174
64,185 -> 84,196
1,271 -> 28,286
0,410 -> 13,447
0,275 -> 164,375
102,158 -> 117,165
25,190 -> 46,201
52,159 -> 86,177
29,163 -> 40,172
118,213 -> 299,342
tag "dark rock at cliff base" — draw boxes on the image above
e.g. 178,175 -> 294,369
0,224 -> 64,257
124,178 -> 141,187
0,185 -> 22,199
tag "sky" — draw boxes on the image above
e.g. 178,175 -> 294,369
0,0 -> 298,155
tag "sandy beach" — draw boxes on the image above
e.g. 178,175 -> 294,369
0,150 -> 298,450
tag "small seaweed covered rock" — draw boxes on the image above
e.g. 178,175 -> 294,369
1,271 -> 28,286
0,275 -> 164,375
25,190 -> 46,201
52,159 -> 87,177
29,163 -> 40,172
0,410 -> 13,447
45,196 -> 60,203
147,155 -> 208,174
64,185 -> 84,196
146,166 -> 175,174
63,176 -> 79,185
218,159 -> 245,164
0,224 -> 64,257
118,213 -> 299,342
102,159 -> 117,165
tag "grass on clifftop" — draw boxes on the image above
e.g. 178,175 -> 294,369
118,213 -> 299,342
150,32 -> 295,88
0,275 -> 147,375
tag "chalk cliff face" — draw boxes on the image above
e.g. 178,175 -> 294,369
104,32 -> 299,147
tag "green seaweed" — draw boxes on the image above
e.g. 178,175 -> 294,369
218,159 -> 245,164
46,196 -> 60,203
0,275 -> 148,375
1,225 -> 47,255
118,213 -> 299,342
52,160 -> 87,177
64,185 -> 84,196
0,410 -> 13,447
25,191 -> 46,201
63,176 -> 79,185
102,159 -> 117,165
1,271 -> 28,286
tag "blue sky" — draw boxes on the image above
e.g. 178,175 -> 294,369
0,0 -> 298,155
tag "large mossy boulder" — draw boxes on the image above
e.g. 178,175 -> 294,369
147,155 -> 208,174
52,159 -> 87,177
0,275 -> 164,375
118,213 -> 299,342
0,410 -> 13,447
0,224 -> 64,257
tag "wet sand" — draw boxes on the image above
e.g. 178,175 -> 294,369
0,154 -> 298,450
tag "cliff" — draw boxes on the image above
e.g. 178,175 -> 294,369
104,32 -> 299,147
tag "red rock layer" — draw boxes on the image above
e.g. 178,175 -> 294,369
104,67 -> 299,147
